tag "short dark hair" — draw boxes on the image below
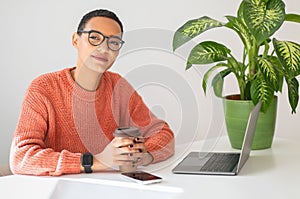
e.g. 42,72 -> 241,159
77,9 -> 123,34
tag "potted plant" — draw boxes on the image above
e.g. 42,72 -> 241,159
172,0 -> 300,149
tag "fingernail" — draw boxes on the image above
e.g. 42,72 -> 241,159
134,137 -> 143,143
128,153 -> 133,157
137,157 -> 141,162
138,149 -> 142,152
129,144 -> 134,148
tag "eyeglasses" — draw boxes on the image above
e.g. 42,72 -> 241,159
77,30 -> 125,51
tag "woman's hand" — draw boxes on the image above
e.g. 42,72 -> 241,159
91,137 -> 153,172
127,138 -> 154,166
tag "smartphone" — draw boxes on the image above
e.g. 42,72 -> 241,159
121,171 -> 162,185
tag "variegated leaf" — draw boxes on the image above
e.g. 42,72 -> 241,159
225,15 -> 252,50
286,77 -> 299,114
273,38 -> 300,77
266,56 -> 284,92
186,41 -> 230,69
257,57 -> 280,91
250,76 -> 275,112
173,17 -> 224,51
242,0 -> 285,45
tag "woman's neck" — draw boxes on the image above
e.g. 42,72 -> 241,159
71,66 -> 102,91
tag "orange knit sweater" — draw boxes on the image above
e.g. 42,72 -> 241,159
10,67 -> 174,176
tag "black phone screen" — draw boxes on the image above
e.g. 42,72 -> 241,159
121,171 -> 162,184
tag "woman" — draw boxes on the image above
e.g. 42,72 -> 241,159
10,9 -> 174,176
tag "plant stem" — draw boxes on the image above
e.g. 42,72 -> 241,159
263,41 -> 270,58
243,39 -> 258,100
249,40 -> 258,76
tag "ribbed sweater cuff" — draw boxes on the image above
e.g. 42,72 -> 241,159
49,150 -> 82,176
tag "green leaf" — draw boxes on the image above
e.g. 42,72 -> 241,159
250,76 -> 275,112
226,57 -> 241,72
186,41 -> 230,69
273,38 -> 300,77
211,69 -> 232,98
172,17 -> 224,51
286,77 -> 299,114
242,0 -> 285,45
202,63 -> 228,94
285,13 -> 300,23
225,15 -> 252,50
246,0 -> 269,5
266,56 -> 284,92
257,57 -> 280,91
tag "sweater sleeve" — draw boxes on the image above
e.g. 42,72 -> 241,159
129,92 -> 175,163
9,80 -> 81,176
110,73 -> 175,163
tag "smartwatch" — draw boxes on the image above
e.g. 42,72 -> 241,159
81,152 -> 93,173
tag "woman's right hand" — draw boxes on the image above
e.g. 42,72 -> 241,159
92,138 -> 139,171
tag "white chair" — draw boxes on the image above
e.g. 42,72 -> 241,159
0,164 -> 12,176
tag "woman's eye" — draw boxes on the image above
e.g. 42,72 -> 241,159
109,41 -> 119,46
90,36 -> 100,41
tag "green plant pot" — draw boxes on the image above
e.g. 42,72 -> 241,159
223,95 -> 277,150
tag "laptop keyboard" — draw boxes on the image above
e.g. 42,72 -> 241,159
200,153 -> 240,172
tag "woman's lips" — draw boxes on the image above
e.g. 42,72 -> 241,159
91,55 -> 108,62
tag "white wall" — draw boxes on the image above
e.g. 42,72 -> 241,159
1,0 -> 300,165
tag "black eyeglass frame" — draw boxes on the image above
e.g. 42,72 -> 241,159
77,30 -> 125,51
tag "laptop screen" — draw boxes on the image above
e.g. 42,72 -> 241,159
236,101 -> 262,172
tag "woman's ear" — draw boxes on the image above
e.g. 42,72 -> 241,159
72,32 -> 79,48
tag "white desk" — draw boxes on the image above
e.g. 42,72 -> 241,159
1,136 -> 299,199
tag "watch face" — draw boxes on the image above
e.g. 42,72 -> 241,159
82,153 -> 93,166
82,153 -> 93,173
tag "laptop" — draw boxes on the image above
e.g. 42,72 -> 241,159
172,101 -> 262,176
